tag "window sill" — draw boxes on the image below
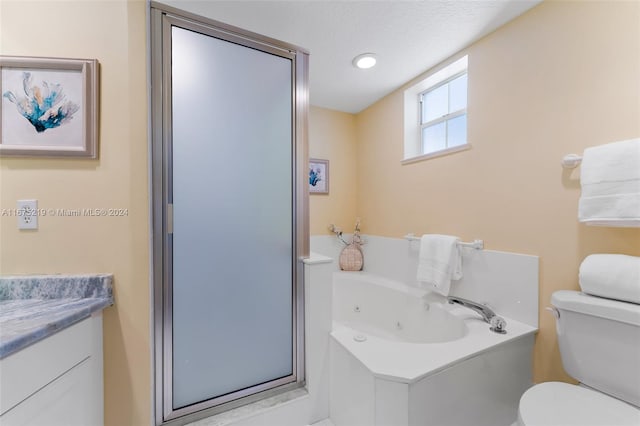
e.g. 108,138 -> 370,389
401,143 -> 471,165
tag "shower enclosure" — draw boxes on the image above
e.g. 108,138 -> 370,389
150,4 -> 309,424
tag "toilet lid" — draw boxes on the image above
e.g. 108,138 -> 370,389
519,382 -> 640,426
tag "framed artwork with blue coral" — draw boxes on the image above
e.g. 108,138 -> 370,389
0,56 -> 98,158
309,158 -> 329,194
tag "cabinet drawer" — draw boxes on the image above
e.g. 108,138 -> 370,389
0,317 -> 93,415
0,357 -> 101,426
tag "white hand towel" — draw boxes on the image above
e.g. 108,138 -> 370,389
578,138 -> 640,227
579,254 -> 640,304
417,234 -> 462,296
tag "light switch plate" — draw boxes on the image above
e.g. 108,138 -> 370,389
17,199 -> 38,230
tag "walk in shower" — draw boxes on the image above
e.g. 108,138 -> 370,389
150,3 -> 309,424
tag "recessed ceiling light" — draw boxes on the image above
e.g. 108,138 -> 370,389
352,53 -> 377,69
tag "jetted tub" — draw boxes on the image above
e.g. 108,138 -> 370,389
329,272 -> 537,426
333,271 -> 467,344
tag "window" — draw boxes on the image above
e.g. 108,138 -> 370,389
403,55 -> 468,163
420,72 -> 467,154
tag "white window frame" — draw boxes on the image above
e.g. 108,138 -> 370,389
403,55 -> 469,164
419,71 -> 467,151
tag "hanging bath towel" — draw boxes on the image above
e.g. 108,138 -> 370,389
417,234 -> 462,296
578,138 -> 640,227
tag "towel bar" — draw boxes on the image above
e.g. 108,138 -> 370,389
561,154 -> 582,169
404,234 -> 484,250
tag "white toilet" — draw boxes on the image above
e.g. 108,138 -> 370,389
517,290 -> 640,426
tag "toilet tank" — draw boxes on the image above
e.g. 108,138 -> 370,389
551,290 -> 640,407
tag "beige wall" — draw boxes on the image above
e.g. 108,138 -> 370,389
355,0 -> 640,383
309,106 -> 358,235
0,1 -> 150,425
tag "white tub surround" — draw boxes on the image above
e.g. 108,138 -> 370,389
314,236 -> 539,426
303,253 -> 333,424
332,320 -> 535,384
330,332 -> 534,426
329,272 -> 536,426
331,272 -> 536,384
312,235 -> 539,328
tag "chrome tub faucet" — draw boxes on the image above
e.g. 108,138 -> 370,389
446,296 -> 507,334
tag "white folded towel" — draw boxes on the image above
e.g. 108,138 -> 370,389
578,138 -> 640,227
579,254 -> 640,304
417,234 -> 462,296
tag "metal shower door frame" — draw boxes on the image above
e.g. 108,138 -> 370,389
150,3 -> 309,424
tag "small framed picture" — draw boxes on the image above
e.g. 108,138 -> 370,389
0,55 -> 99,158
309,158 -> 329,194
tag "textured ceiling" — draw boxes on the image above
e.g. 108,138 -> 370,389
159,0 -> 541,113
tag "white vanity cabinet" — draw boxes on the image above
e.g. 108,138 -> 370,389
0,314 -> 104,426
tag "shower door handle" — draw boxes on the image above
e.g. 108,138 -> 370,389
167,203 -> 173,234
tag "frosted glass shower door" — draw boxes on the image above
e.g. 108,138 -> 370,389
171,26 -> 294,409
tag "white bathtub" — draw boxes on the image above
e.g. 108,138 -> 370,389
329,272 -> 537,426
333,272 -> 466,344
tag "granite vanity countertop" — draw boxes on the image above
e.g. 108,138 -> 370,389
0,274 -> 113,359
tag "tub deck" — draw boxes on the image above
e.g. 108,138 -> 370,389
332,310 -> 536,384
